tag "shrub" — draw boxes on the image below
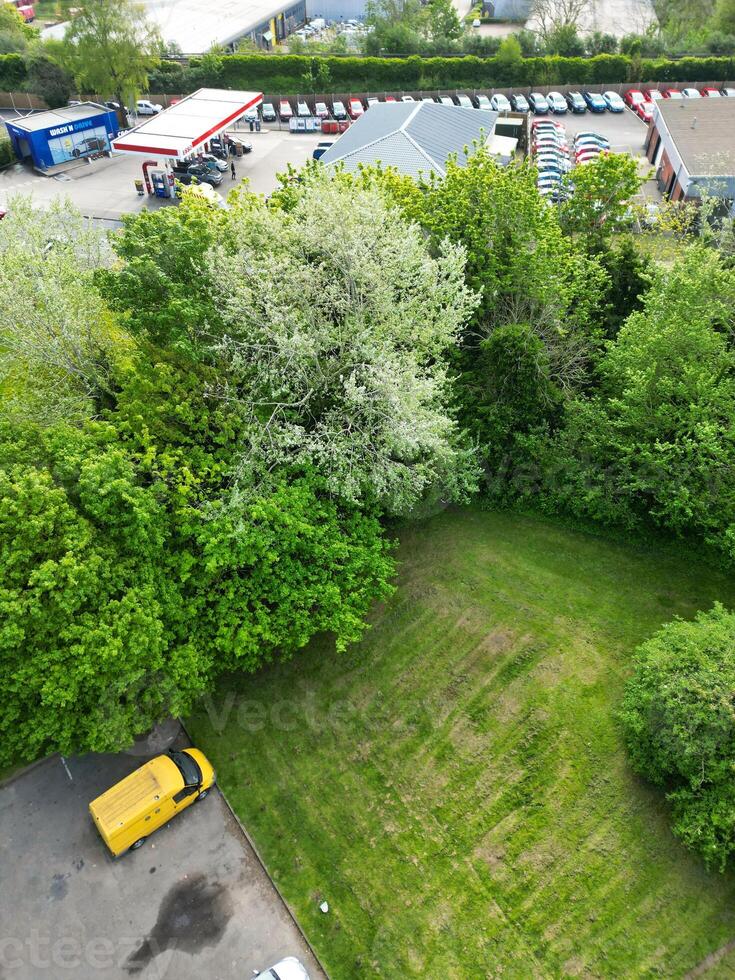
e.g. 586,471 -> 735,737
620,604 -> 735,871
0,136 -> 13,167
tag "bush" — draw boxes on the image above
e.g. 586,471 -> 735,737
0,136 -> 13,167
0,51 -> 26,88
620,604 -> 735,870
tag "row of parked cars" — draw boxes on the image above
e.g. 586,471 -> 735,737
260,84 -> 735,124
531,118 -> 611,200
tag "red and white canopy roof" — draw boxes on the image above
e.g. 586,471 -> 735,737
111,88 -> 262,160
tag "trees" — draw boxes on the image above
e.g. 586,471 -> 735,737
559,152 -> 646,247
528,0 -> 590,43
61,0 -> 161,124
203,176 -> 479,514
620,604 -> 735,870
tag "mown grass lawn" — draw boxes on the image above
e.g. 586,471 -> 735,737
188,507 -> 735,978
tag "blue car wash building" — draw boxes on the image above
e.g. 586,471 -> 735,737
4,102 -> 119,170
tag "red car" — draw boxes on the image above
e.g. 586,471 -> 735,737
644,88 -> 663,102
636,101 -> 655,122
624,89 -> 645,109
701,86 -> 722,97
348,98 -> 364,119
385,96 -> 397,103
278,99 -> 293,120
662,88 -> 683,99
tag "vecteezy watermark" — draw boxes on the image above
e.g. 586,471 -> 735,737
0,931 -> 175,977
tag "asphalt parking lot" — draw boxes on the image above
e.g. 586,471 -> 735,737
0,125 -> 324,220
0,738 -> 325,980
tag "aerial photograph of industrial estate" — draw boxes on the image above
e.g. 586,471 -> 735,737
2,0 -> 735,976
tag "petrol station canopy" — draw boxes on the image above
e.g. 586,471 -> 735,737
111,88 -> 262,160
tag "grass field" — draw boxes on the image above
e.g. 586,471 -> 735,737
188,507 -> 735,978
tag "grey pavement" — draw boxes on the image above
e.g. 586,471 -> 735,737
0,743 -> 325,980
0,127 -> 325,220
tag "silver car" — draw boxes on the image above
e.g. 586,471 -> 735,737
255,957 -> 310,980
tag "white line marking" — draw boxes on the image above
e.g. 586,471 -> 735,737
60,755 -> 73,781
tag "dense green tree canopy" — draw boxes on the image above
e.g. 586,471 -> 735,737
620,604 -> 735,870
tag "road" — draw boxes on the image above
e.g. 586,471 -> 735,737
0,739 -> 325,980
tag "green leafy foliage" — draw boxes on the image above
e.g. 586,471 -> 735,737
620,603 -> 735,869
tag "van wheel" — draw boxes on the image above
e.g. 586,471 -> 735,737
197,789 -> 209,801
129,837 -> 147,851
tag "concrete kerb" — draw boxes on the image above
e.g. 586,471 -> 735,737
177,719 -> 331,980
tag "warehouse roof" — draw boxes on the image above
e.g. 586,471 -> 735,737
319,101 -> 498,178
111,88 -> 262,159
5,102 -> 110,133
656,97 -> 735,177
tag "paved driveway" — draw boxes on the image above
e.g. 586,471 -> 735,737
0,743 -> 325,980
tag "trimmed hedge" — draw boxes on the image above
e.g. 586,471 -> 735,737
0,54 -> 27,90
147,52 -> 735,95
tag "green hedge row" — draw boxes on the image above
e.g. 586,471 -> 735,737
4,50 -> 735,98
148,52 -> 735,95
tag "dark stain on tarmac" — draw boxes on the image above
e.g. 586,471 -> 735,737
124,873 -> 232,974
48,872 -> 71,901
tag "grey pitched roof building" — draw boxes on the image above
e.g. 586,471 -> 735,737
319,101 -> 498,178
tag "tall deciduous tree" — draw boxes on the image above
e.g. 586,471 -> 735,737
62,0 -> 161,124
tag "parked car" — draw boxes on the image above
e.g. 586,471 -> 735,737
401,95 -> 415,103
583,91 -> 607,112
547,91 -> 567,114
385,95 -> 397,103
439,96 -> 454,106
475,94 -> 492,110
348,98 -> 364,118
662,88 -> 683,99
261,102 -> 277,121
456,94 -> 473,109
136,99 -> 162,115
89,748 -> 216,856
489,93 -> 510,111
576,148 -> 605,163
682,87 -> 701,98
510,93 -> 529,112
254,957 -> 310,980
197,153 -> 229,173
574,131 -> 609,147
296,100 -> 310,117
183,163 -> 223,186
624,89 -> 645,109
278,99 -> 293,120
701,86 -> 722,97
602,91 -> 625,112
366,97 -> 380,107
636,101 -> 655,122
528,92 -> 549,114
103,100 -> 121,111
723,88 -> 735,96
532,117 -> 565,129
421,96 -> 436,103
332,100 -> 347,120
314,101 -> 329,118
312,140 -> 334,160
565,91 -> 586,113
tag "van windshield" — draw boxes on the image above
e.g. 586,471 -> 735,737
170,751 -> 201,787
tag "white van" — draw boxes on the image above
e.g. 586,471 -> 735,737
136,99 -> 163,116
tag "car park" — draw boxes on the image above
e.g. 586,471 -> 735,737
566,91 -> 586,113
602,91 -> 625,112
314,101 -> 329,117
624,89 -> 645,109
636,101 -> 655,122
662,88 -> 683,99
510,93 -> 529,112
279,99 -> 293,120
528,92 -> 549,113
261,102 -> 277,121
644,88 -> 663,101
456,94 -> 473,109
701,86 -> 721,97
332,100 -> 347,119
489,93 -> 510,111
297,100 -> 310,117
136,99 -> 162,115
583,91 -> 607,112
348,98 -> 364,118
682,87 -> 701,98
547,91 -> 568,114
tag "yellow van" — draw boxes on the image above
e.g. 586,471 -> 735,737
89,748 -> 216,857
